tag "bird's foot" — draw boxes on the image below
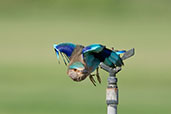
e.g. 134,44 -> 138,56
96,67 -> 101,84
89,74 -> 96,86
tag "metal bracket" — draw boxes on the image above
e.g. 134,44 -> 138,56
122,48 -> 135,60
100,63 -> 121,77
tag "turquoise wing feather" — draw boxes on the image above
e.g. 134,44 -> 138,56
82,44 -> 126,70
54,43 -> 76,65
82,44 -> 105,54
82,44 -> 105,72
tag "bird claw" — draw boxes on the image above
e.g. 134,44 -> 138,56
89,67 -> 101,86
96,67 -> 101,84
89,74 -> 96,86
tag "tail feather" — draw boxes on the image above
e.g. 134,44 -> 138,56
60,52 -> 68,65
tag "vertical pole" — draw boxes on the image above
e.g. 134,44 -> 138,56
106,73 -> 118,114
100,63 -> 121,114
100,48 -> 135,114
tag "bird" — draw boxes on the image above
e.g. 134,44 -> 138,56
53,43 -> 126,86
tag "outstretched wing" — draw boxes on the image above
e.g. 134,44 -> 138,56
54,43 -> 76,65
82,44 -> 104,71
82,44 -> 126,68
82,44 -> 105,54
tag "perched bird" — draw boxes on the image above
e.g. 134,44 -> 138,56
54,43 -> 126,86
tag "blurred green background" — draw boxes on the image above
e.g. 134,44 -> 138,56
0,0 -> 171,114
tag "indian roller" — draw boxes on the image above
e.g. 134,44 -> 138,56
53,43 -> 126,86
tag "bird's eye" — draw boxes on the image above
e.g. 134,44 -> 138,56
73,69 -> 77,71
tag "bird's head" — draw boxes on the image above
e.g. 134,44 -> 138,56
67,62 -> 89,82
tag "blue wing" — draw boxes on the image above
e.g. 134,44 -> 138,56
102,49 -> 125,67
81,44 -> 102,72
82,44 -> 104,71
54,43 -> 76,65
82,44 -> 126,70
82,44 -> 104,54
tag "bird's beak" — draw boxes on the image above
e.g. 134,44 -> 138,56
81,69 -> 88,74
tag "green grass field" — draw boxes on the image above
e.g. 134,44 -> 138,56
0,0 -> 171,114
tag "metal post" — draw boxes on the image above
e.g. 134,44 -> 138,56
100,48 -> 135,114
100,63 -> 121,114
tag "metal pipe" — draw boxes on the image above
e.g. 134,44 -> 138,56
100,48 -> 135,114
100,63 -> 120,114
107,104 -> 117,114
106,70 -> 119,114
